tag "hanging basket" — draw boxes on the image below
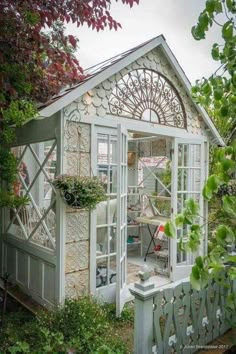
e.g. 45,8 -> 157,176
61,190 -> 83,209
53,175 -> 107,210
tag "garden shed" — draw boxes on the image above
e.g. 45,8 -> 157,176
0,35 -> 224,315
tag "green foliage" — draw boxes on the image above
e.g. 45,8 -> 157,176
165,198 -> 201,250
170,144 -> 236,290
164,220 -> 176,238
0,147 -> 18,184
215,224 -> 235,245
1,100 -> 37,130
191,0 -> 236,141
0,99 -> 37,209
0,191 -> 30,208
1,298 -> 128,353
105,303 -> 134,324
190,261 -> 209,291
159,160 -> 172,187
187,2 -> 236,301
53,175 -> 107,209
203,174 -> 222,199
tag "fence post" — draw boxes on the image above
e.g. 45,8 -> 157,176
129,265 -> 157,354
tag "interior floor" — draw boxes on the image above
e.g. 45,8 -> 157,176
127,247 -> 170,286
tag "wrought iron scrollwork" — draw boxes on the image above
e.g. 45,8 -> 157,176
108,68 -> 187,129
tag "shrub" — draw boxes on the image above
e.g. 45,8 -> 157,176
1,298 -> 128,353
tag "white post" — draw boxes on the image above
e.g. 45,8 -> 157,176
129,266 -> 158,354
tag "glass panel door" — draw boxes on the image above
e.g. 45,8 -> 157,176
170,138 -> 205,281
92,124 -> 128,311
95,129 -> 118,301
116,124 -> 128,316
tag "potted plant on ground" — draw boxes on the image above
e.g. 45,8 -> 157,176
53,175 -> 107,209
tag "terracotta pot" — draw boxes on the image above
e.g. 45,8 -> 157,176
128,151 -> 136,167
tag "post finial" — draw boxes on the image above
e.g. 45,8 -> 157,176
138,263 -> 151,282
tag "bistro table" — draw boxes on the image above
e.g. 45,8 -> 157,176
135,216 -> 169,261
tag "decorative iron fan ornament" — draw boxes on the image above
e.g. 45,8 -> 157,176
108,69 -> 187,129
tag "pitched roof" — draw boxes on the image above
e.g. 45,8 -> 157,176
38,35 -> 224,146
38,36 -> 159,111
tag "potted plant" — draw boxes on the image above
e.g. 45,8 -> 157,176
53,175 -> 107,209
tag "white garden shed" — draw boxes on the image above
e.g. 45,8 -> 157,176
0,36 -> 224,315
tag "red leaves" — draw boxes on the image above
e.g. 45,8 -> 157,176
0,0 -> 139,104
68,35 -> 77,49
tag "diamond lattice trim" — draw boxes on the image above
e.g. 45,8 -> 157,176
6,141 -> 57,250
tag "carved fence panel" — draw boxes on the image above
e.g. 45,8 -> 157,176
130,274 -> 234,354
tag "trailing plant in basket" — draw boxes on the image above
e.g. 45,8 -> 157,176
53,175 -> 107,209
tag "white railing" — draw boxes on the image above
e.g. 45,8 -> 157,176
130,272 -> 235,354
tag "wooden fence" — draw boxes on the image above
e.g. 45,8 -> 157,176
130,273 -> 235,354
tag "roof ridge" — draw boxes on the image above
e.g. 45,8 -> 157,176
84,35 -> 161,73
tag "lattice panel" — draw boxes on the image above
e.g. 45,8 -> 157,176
153,275 -> 232,354
6,140 -> 57,250
108,69 -> 187,129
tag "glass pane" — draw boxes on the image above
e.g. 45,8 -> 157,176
109,256 -> 117,285
98,135 -> 108,164
190,144 -> 201,168
110,137 -> 117,164
96,258 -> 108,288
97,166 -> 109,193
110,227 -> 116,253
97,200 -> 108,226
178,144 -> 201,168
178,169 -> 188,191
190,169 -> 201,192
177,248 -> 187,263
96,227 -> 108,255
109,197 -> 117,224
110,166 -> 117,193
178,144 -> 188,167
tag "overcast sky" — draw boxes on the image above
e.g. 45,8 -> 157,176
66,0 -> 222,83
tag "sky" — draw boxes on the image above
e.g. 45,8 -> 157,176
66,0 -> 222,84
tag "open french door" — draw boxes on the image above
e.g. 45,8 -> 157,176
170,138 -> 206,282
116,124 -> 128,316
